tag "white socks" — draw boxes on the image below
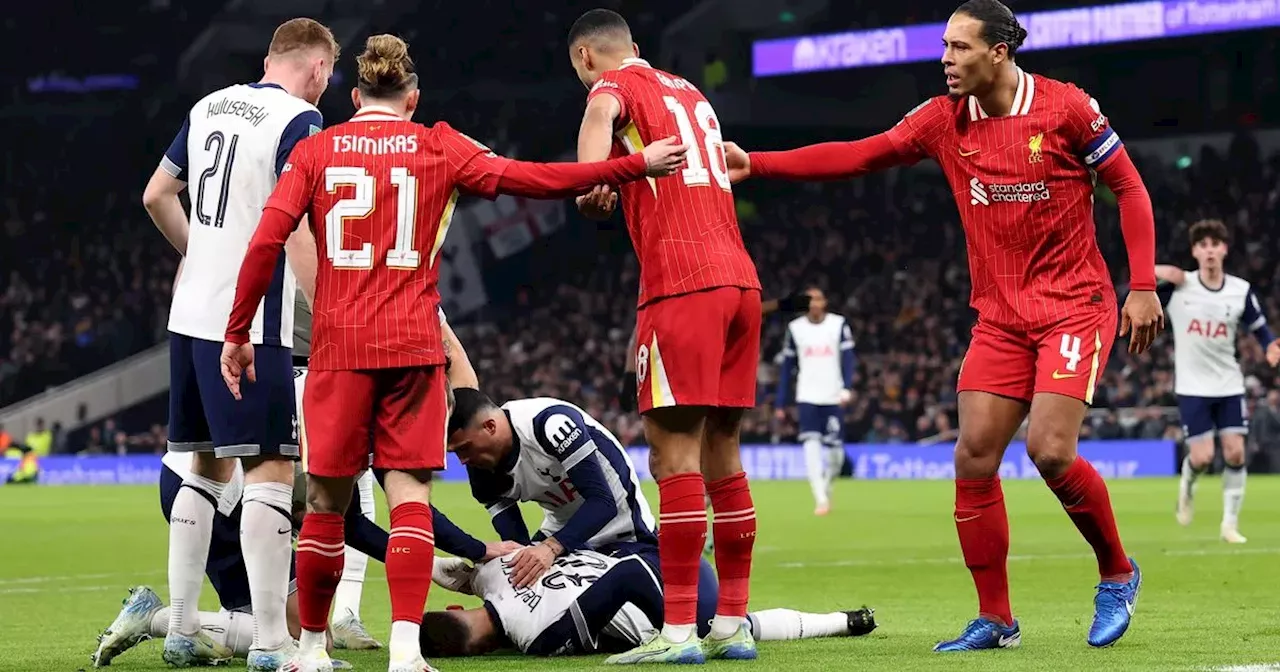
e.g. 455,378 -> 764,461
333,470 -> 377,622
824,446 -> 844,492
299,628 -> 327,656
802,438 -> 827,507
168,475 -> 224,637
748,609 -> 848,640
661,623 -> 694,643
389,621 -> 422,665
1222,464 -> 1247,528
150,608 -> 256,656
241,481 -> 295,652
709,615 -> 746,640
1179,455 -> 1204,501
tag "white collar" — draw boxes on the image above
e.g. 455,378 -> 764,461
620,57 -> 651,70
968,67 -> 1036,121
351,105 -> 403,122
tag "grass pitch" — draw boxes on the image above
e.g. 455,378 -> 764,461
3,476 -> 1279,671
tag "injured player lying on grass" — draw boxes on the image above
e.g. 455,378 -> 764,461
421,549 -> 877,658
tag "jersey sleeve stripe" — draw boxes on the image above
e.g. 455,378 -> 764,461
1083,127 -> 1121,166
159,156 -> 185,179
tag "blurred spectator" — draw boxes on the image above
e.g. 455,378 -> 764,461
24,417 -> 52,457
702,52 -> 727,92
1252,390 -> 1280,469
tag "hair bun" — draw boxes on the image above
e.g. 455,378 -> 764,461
357,34 -> 411,89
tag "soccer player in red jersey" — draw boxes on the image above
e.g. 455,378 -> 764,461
568,9 -> 763,664
725,0 -> 1164,653
219,34 -> 687,672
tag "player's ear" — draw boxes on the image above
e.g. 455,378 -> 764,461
404,89 -> 420,117
351,87 -> 362,111
631,42 -> 640,58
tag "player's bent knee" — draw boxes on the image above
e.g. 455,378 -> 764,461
1024,429 -> 1078,479
242,455 -> 296,484
307,474 -> 356,515
382,469 -> 433,510
953,439 -> 1003,479
1187,436 -> 1216,467
1220,434 -> 1247,466
644,406 -> 708,479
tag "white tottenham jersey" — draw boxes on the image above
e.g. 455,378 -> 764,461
471,398 -> 656,549
472,550 -> 656,653
1165,272 -> 1268,397
780,314 -> 855,405
162,83 -> 322,346
161,451 -> 244,517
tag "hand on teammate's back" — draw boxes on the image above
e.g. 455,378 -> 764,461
219,342 -> 257,401
576,185 -> 617,221
723,142 -> 750,183
1120,290 -> 1165,354
508,543 -> 558,588
639,136 -> 689,177
483,540 -> 527,562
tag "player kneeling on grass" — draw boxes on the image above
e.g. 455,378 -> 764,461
1155,218 -> 1280,544
419,550 -> 876,658
447,389 -> 659,569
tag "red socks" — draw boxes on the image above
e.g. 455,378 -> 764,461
387,502 -> 435,625
656,473 -> 707,627
955,477 -> 1012,626
1045,457 -> 1132,581
296,512 -> 346,633
707,472 -> 755,619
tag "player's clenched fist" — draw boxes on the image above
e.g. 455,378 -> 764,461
1120,289 -> 1165,354
723,141 -> 751,183
220,341 -> 257,401
640,135 -> 689,177
1266,339 -> 1280,367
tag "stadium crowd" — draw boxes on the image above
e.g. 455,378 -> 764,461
3,109 -> 1279,455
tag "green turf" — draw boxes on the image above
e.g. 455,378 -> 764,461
3,477 -> 1280,672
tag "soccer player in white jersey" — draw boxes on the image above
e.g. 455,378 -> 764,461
141,18 -> 338,670
446,390 -> 657,584
416,550 -> 876,658
775,287 -> 856,515
1156,219 -> 1280,543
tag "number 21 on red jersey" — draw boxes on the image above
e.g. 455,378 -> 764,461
320,165 -> 447,271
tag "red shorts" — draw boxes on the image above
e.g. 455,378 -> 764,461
957,309 -> 1117,404
634,287 -> 761,413
300,366 -> 448,478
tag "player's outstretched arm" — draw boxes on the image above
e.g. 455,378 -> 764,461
494,138 -> 687,201
1154,265 -> 1186,286
142,167 -> 191,255
725,134 -> 910,184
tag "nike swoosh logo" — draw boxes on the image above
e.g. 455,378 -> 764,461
1051,370 -> 1081,380
954,514 -> 980,523
277,527 -> 292,535
1125,600 -> 1135,616
959,148 -> 980,157
998,633 -> 1019,647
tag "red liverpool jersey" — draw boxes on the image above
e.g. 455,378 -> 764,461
883,69 -> 1125,331
267,106 -> 511,371
587,58 -> 760,307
